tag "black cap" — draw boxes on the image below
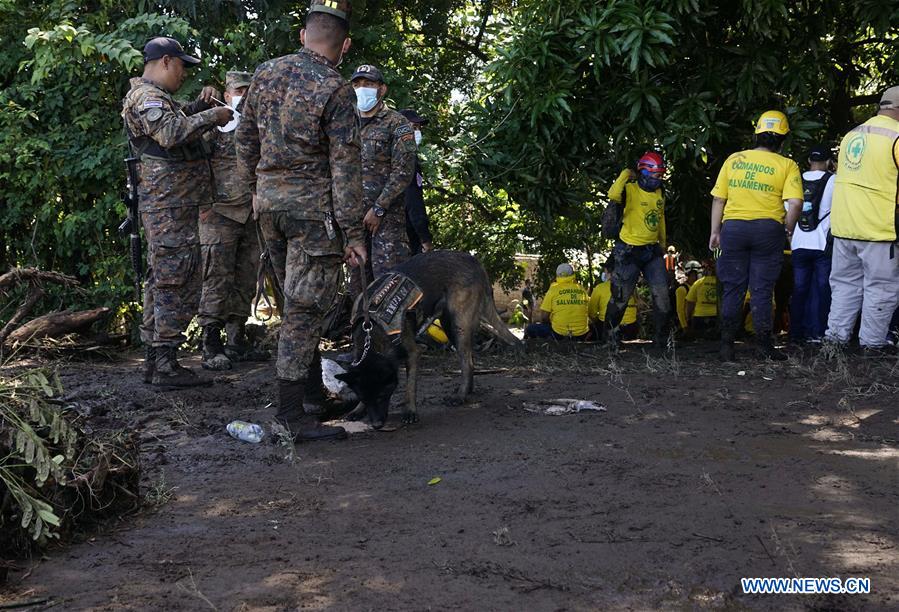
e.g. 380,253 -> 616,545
808,144 -> 833,162
399,108 -> 429,125
143,37 -> 200,66
351,64 -> 384,83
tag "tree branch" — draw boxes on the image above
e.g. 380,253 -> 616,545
849,93 -> 881,107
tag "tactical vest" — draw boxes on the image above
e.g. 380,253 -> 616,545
831,115 -> 899,242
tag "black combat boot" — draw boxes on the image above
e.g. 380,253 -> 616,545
153,346 -> 212,388
224,320 -> 269,362
143,346 -> 156,384
201,325 -> 232,370
757,333 -> 787,361
719,318 -> 739,362
276,379 -> 347,442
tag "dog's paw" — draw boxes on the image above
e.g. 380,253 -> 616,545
443,395 -> 464,407
401,411 -> 419,425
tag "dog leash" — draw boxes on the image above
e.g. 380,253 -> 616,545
252,223 -> 283,322
352,259 -> 373,367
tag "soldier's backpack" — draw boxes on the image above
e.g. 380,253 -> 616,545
798,171 -> 833,232
601,188 -> 626,240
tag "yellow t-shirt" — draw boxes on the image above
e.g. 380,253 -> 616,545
588,281 -> 637,325
608,169 -> 666,246
686,275 -> 718,318
675,285 -> 689,328
711,149 -> 803,222
540,276 -> 590,336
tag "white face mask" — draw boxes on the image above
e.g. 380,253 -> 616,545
218,108 -> 241,133
229,95 -> 242,110
414,130 -> 422,146
600,272 -> 609,283
355,87 -> 379,113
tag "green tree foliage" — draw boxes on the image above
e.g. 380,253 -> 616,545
0,0 -> 896,315
443,0 -> 898,288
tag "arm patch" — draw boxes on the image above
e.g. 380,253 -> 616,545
395,124 -> 413,138
144,108 -> 164,122
142,99 -> 164,109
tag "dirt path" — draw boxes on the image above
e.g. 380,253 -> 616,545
2,342 -> 897,610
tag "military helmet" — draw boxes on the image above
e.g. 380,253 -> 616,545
309,0 -> 351,22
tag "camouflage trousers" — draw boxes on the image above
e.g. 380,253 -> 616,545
197,207 -> 259,328
349,210 -> 411,298
140,206 -> 201,347
258,211 -> 343,382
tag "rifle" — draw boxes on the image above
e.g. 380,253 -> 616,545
118,149 -> 143,301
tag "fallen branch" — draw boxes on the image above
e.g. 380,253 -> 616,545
0,268 -> 79,292
7,308 -> 110,345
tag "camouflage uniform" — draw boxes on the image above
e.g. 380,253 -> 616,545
121,77 -> 219,348
235,48 -> 363,382
360,106 -> 417,277
198,72 -> 259,337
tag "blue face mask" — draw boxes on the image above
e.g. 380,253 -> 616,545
637,170 -> 663,192
355,87 -> 379,112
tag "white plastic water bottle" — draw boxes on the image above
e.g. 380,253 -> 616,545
226,421 -> 264,443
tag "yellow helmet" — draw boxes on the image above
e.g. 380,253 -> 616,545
754,110 -> 790,135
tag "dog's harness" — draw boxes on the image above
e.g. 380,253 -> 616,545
352,272 -> 425,364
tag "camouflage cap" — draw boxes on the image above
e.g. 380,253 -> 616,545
351,64 -> 384,83
226,71 -> 253,90
309,0 -> 351,22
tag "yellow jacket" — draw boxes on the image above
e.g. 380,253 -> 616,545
831,114 -> 899,242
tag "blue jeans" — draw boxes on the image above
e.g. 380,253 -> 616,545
606,242 -> 671,341
790,248 -> 832,340
718,219 -> 785,335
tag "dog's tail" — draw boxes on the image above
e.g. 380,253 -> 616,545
479,295 -> 524,351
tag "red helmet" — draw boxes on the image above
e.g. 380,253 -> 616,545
637,151 -> 666,175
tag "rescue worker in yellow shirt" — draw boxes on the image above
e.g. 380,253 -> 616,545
523,263 -> 590,340
605,151 -> 671,353
589,260 -> 638,342
825,86 -> 899,355
675,260 -> 702,332
685,259 -> 718,337
709,110 -> 803,361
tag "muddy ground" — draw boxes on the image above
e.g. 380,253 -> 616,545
1,339 -> 897,611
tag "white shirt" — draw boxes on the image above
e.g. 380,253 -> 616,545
790,170 -> 834,252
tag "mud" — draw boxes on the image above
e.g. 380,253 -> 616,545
1,340 -> 897,611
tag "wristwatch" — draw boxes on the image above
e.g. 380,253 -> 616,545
372,205 -> 386,217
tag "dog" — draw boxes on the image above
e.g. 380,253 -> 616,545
335,251 -> 522,428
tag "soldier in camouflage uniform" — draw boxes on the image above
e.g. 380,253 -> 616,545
121,37 -> 234,387
348,64 -> 417,296
198,70 -> 268,370
236,0 -> 365,442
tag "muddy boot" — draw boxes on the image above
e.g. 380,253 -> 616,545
224,320 -> 270,362
276,379 -> 347,442
757,333 -> 787,361
142,346 -> 156,384
650,311 -> 671,356
153,346 -> 212,388
202,325 -> 232,371
719,318 -> 738,362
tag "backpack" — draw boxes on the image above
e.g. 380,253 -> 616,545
601,187 -> 626,240
798,171 -> 833,232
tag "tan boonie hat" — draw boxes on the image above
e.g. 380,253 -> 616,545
309,0 -> 351,21
226,71 -> 253,89
879,85 -> 899,110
